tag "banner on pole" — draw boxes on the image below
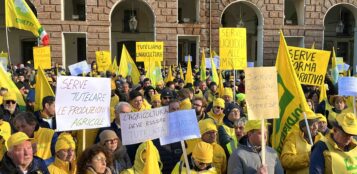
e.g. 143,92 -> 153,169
288,46 -> 330,86
55,76 -> 111,131
68,61 -> 91,76
219,28 -> 247,70
33,46 -> 51,70
120,106 -> 169,145
338,77 -> 357,96
245,67 -> 279,120
160,110 -> 200,145
95,51 -> 111,72
136,42 -> 164,62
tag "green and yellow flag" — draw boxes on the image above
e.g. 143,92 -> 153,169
6,0 -> 49,45
118,45 -> 140,84
200,49 -> 207,81
109,57 -> 119,75
185,59 -> 194,84
272,31 -> 313,154
35,66 -> 55,111
0,66 -> 26,109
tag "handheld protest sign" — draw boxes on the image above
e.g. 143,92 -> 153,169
33,46 -> 51,70
338,77 -> 357,96
245,67 -> 279,120
68,61 -> 91,76
95,51 -> 111,72
55,76 -> 111,131
287,46 -> 330,86
136,42 -> 163,62
120,107 -> 169,145
219,28 -> 247,70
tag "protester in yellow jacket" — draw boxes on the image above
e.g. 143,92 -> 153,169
48,133 -> 77,174
204,82 -> 219,103
326,95 -> 353,126
207,98 -> 225,126
172,141 -> 217,174
310,113 -> 357,174
13,112 -> 58,161
129,90 -> 151,112
0,119 -> 11,160
281,112 -> 324,174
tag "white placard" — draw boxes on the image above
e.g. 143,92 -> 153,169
68,61 -> 91,76
247,62 -> 255,67
120,106 -> 169,145
55,76 -> 111,131
205,57 -> 220,69
160,109 -> 200,145
338,77 -> 357,96
344,63 -> 350,71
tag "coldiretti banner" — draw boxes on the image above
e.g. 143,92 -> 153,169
287,46 -> 331,86
136,42 -> 163,62
95,51 -> 111,72
219,28 -> 247,70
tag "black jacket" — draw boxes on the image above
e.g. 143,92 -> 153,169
0,154 -> 49,174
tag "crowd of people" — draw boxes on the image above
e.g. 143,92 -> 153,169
0,60 -> 356,174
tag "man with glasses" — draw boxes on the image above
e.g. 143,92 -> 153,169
310,113 -> 357,174
0,92 -> 21,127
192,97 -> 208,121
160,89 -> 173,106
207,98 -> 226,126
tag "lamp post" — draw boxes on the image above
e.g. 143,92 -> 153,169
129,15 -> 138,32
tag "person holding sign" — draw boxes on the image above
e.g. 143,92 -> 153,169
227,120 -> 283,174
280,111 -> 324,174
171,141 -> 217,174
310,113 -> 357,174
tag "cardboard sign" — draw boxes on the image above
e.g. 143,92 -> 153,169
68,61 -> 91,76
219,28 -> 247,70
120,106 -> 169,145
33,46 -> 51,70
55,76 -> 111,131
338,77 -> 357,96
0,52 -> 8,70
245,67 -> 279,120
95,51 -> 111,72
160,110 -> 200,145
205,58 -> 220,69
288,46 -> 330,86
136,42 -> 164,62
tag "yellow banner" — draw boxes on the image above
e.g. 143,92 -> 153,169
95,51 -> 111,72
219,28 -> 247,70
245,67 -> 279,120
33,46 -> 51,70
136,42 -> 164,62
288,46 -> 331,86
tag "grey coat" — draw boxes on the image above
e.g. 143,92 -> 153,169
227,136 -> 284,174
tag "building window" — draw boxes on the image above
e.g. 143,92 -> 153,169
284,0 -> 304,25
178,0 -> 199,23
285,36 -> 304,47
63,33 -> 87,66
63,0 -> 86,21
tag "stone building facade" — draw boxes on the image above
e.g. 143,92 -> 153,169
0,0 -> 356,71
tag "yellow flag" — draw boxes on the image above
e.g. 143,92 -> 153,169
5,0 -> 49,45
35,66 -> 55,111
146,61 -> 162,87
118,45 -> 140,84
185,59 -> 194,84
200,49 -> 207,81
331,47 -> 339,85
218,70 -> 224,97
272,31 -> 313,154
165,66 -> 174,83
109,57 -> 119,75
211,57 -> 219,85
0,66 -> 26,108
179,64 -> 184,80
311,42 -> 315,49
143,140 -> 161,173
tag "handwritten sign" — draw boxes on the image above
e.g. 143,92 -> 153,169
205,58 -> 220,69
160,110 -> 200,145
95,51 -> 111,72
288,46 -> 330,86
33,46 -> 51,70
120,106 -> 169,145
55,76 -> 111,131
0,52 -> 8,70
338,77 -> 357,96
136,42 -> 163,62
68,61 -> 91,76
219,28 -> 247,70
245,67 -> 279,120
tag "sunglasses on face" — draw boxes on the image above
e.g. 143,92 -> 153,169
162,97 -> 171,100
214,106 -> 224,110
5,100 -> 16,104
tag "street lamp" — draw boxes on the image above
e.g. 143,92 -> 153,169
336,7 -> 344,34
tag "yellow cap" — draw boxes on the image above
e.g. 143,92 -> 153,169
213,98 -> 225,108
55,133 -> 76,152
3,92 -> 16,102
179,98 -> 192,110
199,119 -> 217,135
47,77 -> 53,82
336,113 -> 357,135
151,94 -> 161,102
7,132 -> 33,149
156,81 -> 164,86
223,88 -> 233,98
192,141 -> 213,163
317,113 -> 327,123
244,120 -> 270,133
303,110 -> 320,120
